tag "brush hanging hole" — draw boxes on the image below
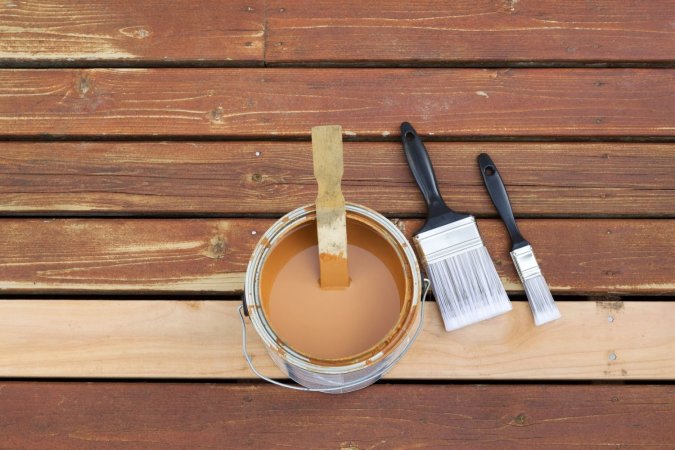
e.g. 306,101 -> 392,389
484,166 -> 495,176
405,132 -> 415,142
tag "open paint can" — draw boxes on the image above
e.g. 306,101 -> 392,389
240,203 -> 428,394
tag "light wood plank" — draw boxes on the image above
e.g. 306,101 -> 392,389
0,300 -> 671,379
0,0 -> 264,65
1,69 -> 673,137
0,142 -> 672,217
1,218 -> 673,295
267,0 -> 675,65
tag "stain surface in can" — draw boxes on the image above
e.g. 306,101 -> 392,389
260,218 -> 405,360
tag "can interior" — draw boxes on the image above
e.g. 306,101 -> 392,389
259,212 -> 414,364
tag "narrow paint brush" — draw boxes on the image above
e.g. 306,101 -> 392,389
401,123 -> 511,331
478,153 -> 561,326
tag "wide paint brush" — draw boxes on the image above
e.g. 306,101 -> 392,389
401,122 -> 511,331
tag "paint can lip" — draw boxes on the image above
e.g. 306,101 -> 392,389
245,202 -> 422,375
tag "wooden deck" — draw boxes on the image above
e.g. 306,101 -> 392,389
0,1 -> 674,447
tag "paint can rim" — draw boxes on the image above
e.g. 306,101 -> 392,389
244,202 -> 422,375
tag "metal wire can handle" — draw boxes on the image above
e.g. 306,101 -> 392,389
238,278 -> 430,393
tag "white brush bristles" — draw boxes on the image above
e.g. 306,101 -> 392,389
426,245 -> 512,331
522,274 -> 561,326
510,245 -> 561,326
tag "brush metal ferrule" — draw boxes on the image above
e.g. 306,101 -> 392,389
413,216 -> 484,266
510,245 -> 542,281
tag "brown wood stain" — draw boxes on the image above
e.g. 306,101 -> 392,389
260,218 -> 405,360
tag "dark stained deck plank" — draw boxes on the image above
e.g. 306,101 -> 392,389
0,0 -> 264,66
267,0 -> 675,66
1,141 -> 673,217
0,383 -> 673,449
0,218 -> 673,294
1,68 -> 673,138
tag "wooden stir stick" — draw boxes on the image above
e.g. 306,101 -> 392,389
311,125 -> 350,289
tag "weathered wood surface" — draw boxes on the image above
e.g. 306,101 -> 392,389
0,218 -> 246,293
1,383 -> 674,449
0,0 -> 264,65
1,218 -> 672,294
267,0 -> 675,65
0,300 -> 671,379
1,69 -> 673,137
1,141 -> 673,217
3,1 -> 674,69
0,2 -> 672,445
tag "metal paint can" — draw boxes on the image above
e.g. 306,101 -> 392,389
240,203 -> 427,394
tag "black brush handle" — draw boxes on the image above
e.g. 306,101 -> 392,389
477,153 -> 529,250
401,122 -> 467,234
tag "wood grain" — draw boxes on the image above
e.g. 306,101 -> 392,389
1,68 -> 673,137
0,2 -> 670,436
1,383 -> 673,449
1,142 -> 673,217
312,125 -> 350,288
0,0 -> 264,65
0,300 -> 672,379
267,0 -> 675,65
1,218 -> 673,295
0,218 -> 250,294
